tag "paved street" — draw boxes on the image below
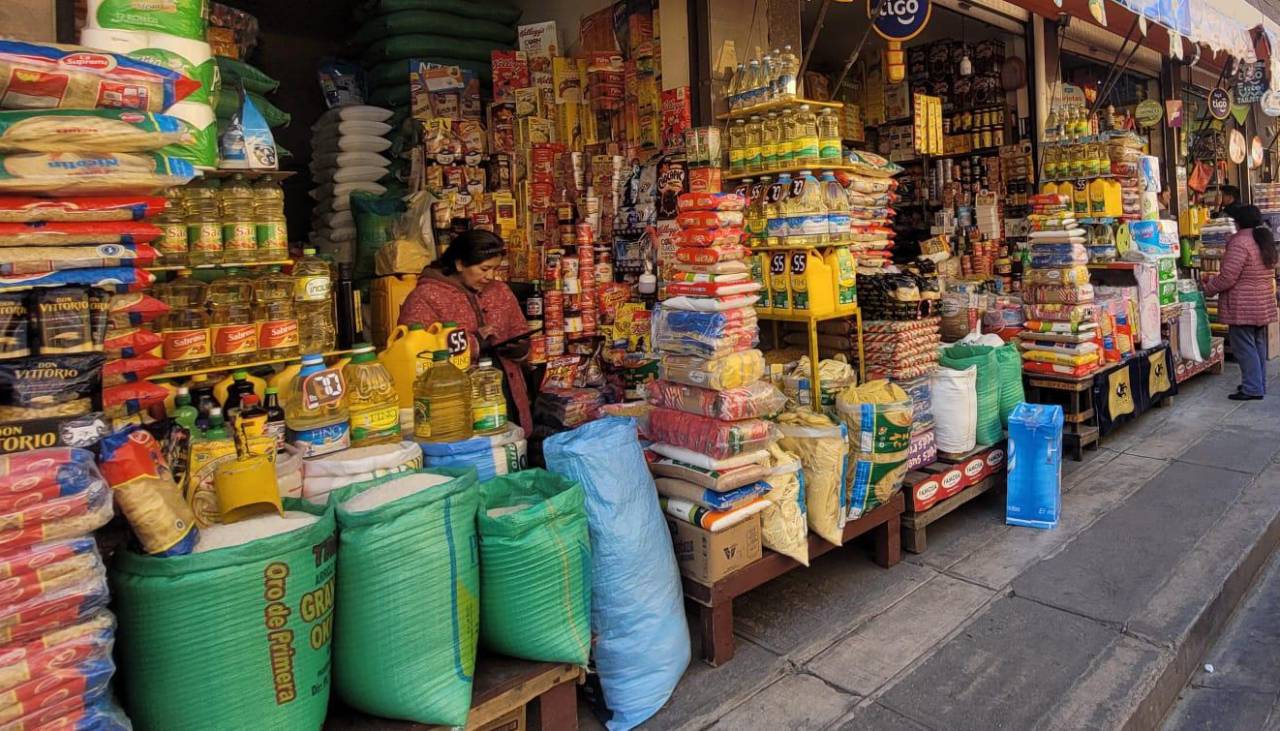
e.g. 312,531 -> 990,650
583,358 -> 1280,730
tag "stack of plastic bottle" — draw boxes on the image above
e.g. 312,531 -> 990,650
1020,193 -> 1103,377
0,449 -> 129,729
646,191 -> 785,535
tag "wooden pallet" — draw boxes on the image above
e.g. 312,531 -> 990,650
1174,336 -> 1226,384
901,474 -> 1000,554
1023,371 -> 1101,461
681,492 -> 904,667
326,656 -> 583,731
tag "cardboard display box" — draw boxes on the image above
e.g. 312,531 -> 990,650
667,514 -> 762,584
905,443 -> 1006,512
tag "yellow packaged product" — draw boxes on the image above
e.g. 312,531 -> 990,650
776,410 -> 849,545
758,443 -> 809,566
659,349 -> 765,391
835,379 -> 911,518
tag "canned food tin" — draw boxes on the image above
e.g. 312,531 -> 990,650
528,336 -> 547,364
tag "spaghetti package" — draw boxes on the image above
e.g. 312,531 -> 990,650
0,221 -> 161,246
647,408 -> 775,460
676,192 -> 745,212
106,293 -> 168,328
647,456 -> 766,492
776,411 -> 849,545
0,196 -> 164,223
0,354 -> 102,423
0,110 -> 188,153
103,326 -> 161,358
652,306 -> 758,359
659,349 -> 765,391
758,444 -> 808,565
675,210 -> 743,229
97,427 -> 196,556
677,227 -> 744,248
0,611 -> 114,693
101,381 -> 168,419
645,379 -> 786,421
0,244 -> 158,275
675,244 -> 748,265
0,40 -> 199,112
653,477 -> 768,512
660,495 -> 770,532
101,355 -> 166,386
0,267 -> 153,293
0,153 -> 195,197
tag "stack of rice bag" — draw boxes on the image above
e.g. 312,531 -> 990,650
308,105 -> 396,259
80,0 -> 219,169
1021,193 -> 1103,377
646,191 -> 806,563
840,151 -> 903,265
0,448 -> 129,729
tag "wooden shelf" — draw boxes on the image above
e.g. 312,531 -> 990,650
148,349 -> 353,380
718,97 -> 843,120
724,163 -> 866,181
145,258 -> 293,272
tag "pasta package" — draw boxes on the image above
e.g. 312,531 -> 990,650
0,243 -> 158,275
0,221 -> 161,246
0,481 -> 111,555
776,411 -> 849,545
646,379 -> 786,421
675,210 -> 743,229
98,427 -> 196,555
654,477 -> 768,512
106,293 -> 167,328
647,408 -> 775,460
103,326 -> 160,358
660,495 -> 770,532
647,457 -> 766,492
0,195 -> 164,222
0,110 -> 188,153
0,353 -> 103,422
101,381 -> 167,419
758,444 -> 808,565
102,354 -> 166,386
0,266 -> 155,292
835,380 -> 911,519
677,227 -> 744,248
0,39 -> 199,112
0,152 -> 195,197
677,192 -> 745,212
0,612 -> 114,694
0,292 -> 29,359
659,349 -> 765,391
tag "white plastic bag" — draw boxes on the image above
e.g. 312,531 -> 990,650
1178,300 -> 1204,362
930,366 -> 978,454
302,441 -> 422,504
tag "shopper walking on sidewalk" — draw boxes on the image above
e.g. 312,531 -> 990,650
1203,205 -> 1278,400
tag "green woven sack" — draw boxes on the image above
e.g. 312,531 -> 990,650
478,470 -> 591,664
1179,289 -> 1212,358
364,34 -> 508,64
992,342 -> 1025,426
215,56 -> 280,94
330,468 -> 480,726
110,502 -> 336,731
212,88 -> 291,127
361,0 -> 522,24
354,10 -> 517,46
940,344 -> 1002,446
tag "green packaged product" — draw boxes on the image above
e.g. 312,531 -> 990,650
359,0 -> 522,24
351,190 -> 406,282
329,469 -> 479,726
212,88 -> 291,128
363,34 -> 508,64
939,343 -> 1003,445
215,56 -> 281,94
353,10 -> 517,45
90,0 -> 206,40
478,470 -> 591,664
110,502 -> 336,731
992,341 -> 1026,426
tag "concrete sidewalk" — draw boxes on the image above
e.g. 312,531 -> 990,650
589,359 -> 1280,731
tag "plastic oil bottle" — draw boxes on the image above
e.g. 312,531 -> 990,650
820,170 -> 851,241
777,109 -> 796,166
787,170 -> 827,243
744,115 -> 764,174
158,268 -> 210,370
768,251 -> 792,313
208,268 -> 256,366
294,248 -> 336,353
380,323 -> 436,409
825,245 -> 858,312
470,357 -> 507,435
343,342 -> 401,447
254,266 -> 299,360
285,353 -> 350,457
220,173 -> 257,263
415,350 -> 473,442
253,177 -> 288,262
790,249 -> 835,316
155,187 -> 189,267
794,105 -> 821,167
761,113 -> 781,171
818,110 -> 842,164
184,179 -> 223,266
728,119 -> 747,176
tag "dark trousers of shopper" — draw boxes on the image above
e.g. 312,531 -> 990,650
1228,324 -> 1269,397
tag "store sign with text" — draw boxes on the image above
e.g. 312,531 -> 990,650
870,0 -> 932,41
1208,88 -> 1232,120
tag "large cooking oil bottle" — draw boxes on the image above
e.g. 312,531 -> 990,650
414,350 -> 472,442
342,342 -> 401,447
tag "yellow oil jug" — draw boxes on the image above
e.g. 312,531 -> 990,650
824,246 -> 857,312
767,251 -> 792,313
789,250 -> 835,316
268,361 -> 301,395
751,251 -> 772,315
379,323 -> 436,409
425,321 -> 470,372
370,273 -> 419,348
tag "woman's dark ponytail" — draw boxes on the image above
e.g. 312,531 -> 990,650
1230,205 -> 1277,268
1256,225 -> 1277,268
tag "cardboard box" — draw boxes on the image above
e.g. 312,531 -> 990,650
667,514 -> 762,584
907,443 -> 1006,511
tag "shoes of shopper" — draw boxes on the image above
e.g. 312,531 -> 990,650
1228,392 -> 1264,401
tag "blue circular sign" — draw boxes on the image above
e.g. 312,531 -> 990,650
870,0 -> 933,41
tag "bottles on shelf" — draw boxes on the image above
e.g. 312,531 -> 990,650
170,174 -> 289,267
295,248 -> 336,353
726,45 -> 799,111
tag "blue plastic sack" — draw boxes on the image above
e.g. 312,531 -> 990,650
1006,403 -> 1064,529
419,425 -> 527,482
543,417 -> 689,731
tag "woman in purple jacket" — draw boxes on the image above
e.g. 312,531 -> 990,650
1203,205 -> 1279,400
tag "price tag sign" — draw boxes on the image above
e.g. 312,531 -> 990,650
301,368 -> 347,411
1209,88 -> 1232,120
870,0 -> 932,41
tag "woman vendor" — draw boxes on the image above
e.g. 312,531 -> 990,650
398,230 -> 532,431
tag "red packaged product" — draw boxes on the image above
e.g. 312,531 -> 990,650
101,381 -> 167,419
0,221 -> 161,246
0,548 -> 99,607
106,293 -> 168,328
675,210 -> 743,229
0,196 -> 164,223
0,575 -> 109,645
103,326 -> 161,359
0,538 -> 96,581
678,227 -> 743,248
0,658 -> 115,728
102,355 -> 167,386
676,192 -> 745,212
675,245 -> 749,265
0,611 -> 113,694
646,408 -> 776,460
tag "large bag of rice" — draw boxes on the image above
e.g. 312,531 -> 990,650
938,344 -> 1002,445
930,366 -> 978,454
353,11 -> 517,46
776,410 -> 848,545
359,0 -> 522,24
478,470 -> 591,664
836,380 -> 912,519
363,34 -> 506,64
300,440 -> 422,504
328,469 -> 478,725
419,424 -> 527,481
759,444 -> 808,565
989,340 -> 1025,426
544,417 -> 689,731
110,503 -> 336,731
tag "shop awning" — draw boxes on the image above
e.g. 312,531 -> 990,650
1187,0 -> 1263,60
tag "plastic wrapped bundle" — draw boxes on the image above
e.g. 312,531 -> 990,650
544,417 -> 689,731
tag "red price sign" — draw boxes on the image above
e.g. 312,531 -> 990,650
301,368 -> 346,411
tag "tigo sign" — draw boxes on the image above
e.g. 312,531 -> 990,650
871,0 -> 932,41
